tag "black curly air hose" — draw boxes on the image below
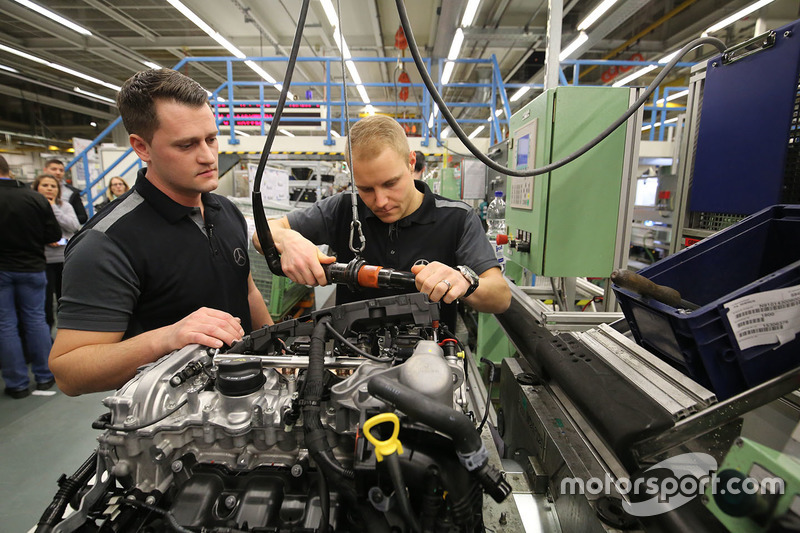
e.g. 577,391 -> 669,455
35,451 -> 98,532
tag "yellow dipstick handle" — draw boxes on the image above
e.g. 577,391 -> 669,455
363,412 -> 404,462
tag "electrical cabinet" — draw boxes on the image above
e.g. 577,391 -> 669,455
505,86 -> 640,277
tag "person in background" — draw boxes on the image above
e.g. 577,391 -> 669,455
94,176 -> 130,212
412,150 -> 426,180
257,115 -> 510,331
33,174 -> 81,328
0,155 -> 61,398
50,68 -> 272,396
43,158 -> 88,224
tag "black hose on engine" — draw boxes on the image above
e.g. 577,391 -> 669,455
304,316 -> 355,482
35,451 -> 98,532
367,375 -> 511,503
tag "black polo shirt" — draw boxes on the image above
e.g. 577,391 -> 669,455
59,168 -> 253,338
288,180 -> 498,329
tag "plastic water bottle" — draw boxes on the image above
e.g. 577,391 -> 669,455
486,191 -> 506,272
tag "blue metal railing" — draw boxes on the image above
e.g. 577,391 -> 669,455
67,55 -> 696,216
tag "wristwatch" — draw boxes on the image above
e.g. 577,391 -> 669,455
457,265 -> 480,298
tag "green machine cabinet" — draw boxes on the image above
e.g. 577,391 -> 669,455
704,437 -> 800,532
440,167 -> 462,200
475,312 -> 515,366
504,86 -> 639,277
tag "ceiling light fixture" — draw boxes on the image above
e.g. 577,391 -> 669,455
441,61 -> 456,85
0,43 -> 48,65
641,117 -> 678,131
655,89 -> 689,106
319,0 -> 338,27
331,130 -> 340,138
442,126 -> 451,138
279,128 -> 295,137
559,32 -> 589,61
510,86 -> 531,102
321,0 -> 370,105
12,0 -> 92,36
167,0 -> 294,98
427,107 -> 440,129
448,29 -> 465,61
0,64 -> 19,73
487,109 -> 503,122
0,43 -> 121,90
143,60 -> 162,70
234,129 -> 250,137
612,64 -> 657,87
468,125 -> 485,139
74,86 -> 116,105
703,0 -> 776,35
577,0 -> 620,31
461,0 -> 481,27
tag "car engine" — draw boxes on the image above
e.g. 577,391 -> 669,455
38,294 -> 510,533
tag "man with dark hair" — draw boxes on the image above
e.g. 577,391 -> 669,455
412,150 -> 425,180
43,158 -> 88,224
0,154 -> 61,398
258,115 -> 509,331
51,69 -> 272,395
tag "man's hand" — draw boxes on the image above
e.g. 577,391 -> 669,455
278,229 -> 336,286
254,217 -> 335,286
50,307 -> 249,396
411,261 -> 469,304
158,307 -> 245,353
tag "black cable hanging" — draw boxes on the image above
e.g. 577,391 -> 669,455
252,0 -> 311,276
395,0 -> 726,177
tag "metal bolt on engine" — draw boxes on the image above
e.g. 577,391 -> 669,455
171,460 -> 183,473
145,495 -> 156,505
291,464 -> 304,477
224,495 -> 237,509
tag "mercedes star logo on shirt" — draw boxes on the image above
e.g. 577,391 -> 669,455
233,247 -> 247,266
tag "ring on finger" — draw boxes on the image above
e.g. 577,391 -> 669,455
439,279 -> 452,293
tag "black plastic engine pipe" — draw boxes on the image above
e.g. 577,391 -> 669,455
304,316 -> 355,482
36,451 -> 98,532
367,375 -> 511,503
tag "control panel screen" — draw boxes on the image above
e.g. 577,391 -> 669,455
516,133 -> 530,168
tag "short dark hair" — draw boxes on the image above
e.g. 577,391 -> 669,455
413,151 -> 425,173
0,154 -> 9,176
117,69 -> 209,143
44,158 -> 64,168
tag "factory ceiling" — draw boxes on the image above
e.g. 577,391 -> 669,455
0,0 -> 797,150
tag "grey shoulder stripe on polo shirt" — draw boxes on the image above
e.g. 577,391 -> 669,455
93,191 -> 145,233
434,198 -> 472,212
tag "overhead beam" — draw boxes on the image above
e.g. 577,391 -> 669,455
0,84 -> 116,120
81,0 -> 157,42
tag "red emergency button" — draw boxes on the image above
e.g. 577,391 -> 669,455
496,234 -> 509,245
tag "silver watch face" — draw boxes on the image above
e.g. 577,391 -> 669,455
458,265 -> 478,286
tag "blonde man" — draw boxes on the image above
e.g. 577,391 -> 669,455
258,115 -> 510,330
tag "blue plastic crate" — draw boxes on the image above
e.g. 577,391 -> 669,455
613,205 -> 800,400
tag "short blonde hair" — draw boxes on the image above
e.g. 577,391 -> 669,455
346,115 -> 409,163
